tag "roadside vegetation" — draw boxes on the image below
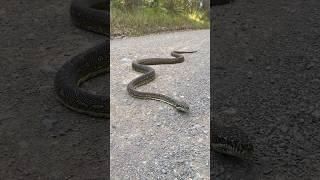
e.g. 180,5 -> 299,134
111,0 -> 210,37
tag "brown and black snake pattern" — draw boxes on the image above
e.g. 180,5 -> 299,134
54,0 -> 109,118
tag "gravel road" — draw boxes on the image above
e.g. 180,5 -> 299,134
2,0 -> 318,179
110,30 -> 210,179
212,0 -> 320,179
0,0 -> 108,179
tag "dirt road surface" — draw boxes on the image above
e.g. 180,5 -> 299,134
0,0 -> 108,179
110,30 -> 210,179
212,0 -> 320,179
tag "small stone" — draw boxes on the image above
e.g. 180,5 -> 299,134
25,33 -> 35,40
306,62 -> 315,70
50,134 -> 57,138
59,131 -> 66,136
247,55 -> 254,62
266,66 -> 271,71
223,107 -> 237,115
39,63 -> 56,74
42,118 -> 58,129
294,131 -> 304,142
311,78 -> 320,84
18,141 -> 29,149
263,168 -> 273,174
311,110 -> 320,119
38,85 -> 51,92
120,58 -> 131,63
247,71 -> 253,79
280,125 -> 288,133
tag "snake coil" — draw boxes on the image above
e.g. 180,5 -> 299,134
54,0 -> 109,118
127,51 -> 196,113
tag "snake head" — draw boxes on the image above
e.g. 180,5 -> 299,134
175,101 -> 189,113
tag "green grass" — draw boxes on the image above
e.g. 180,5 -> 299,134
111,7 -> 209,37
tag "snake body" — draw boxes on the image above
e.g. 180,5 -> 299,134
55,0 -> 253,158
212,122 -> 253,158
54,0 -> 109,118
70,0 -> 107,35
127,51 -> 196,113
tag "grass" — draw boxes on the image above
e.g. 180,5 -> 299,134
111,7 -> 209,37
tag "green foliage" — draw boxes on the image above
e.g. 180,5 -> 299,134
111,0 -> 210,15
111,0 -> 209,36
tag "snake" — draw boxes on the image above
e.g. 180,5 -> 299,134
127,51 -> 197,113
54,0 -> 253,158
212,122 -> 254,158
54,0 -> 109,118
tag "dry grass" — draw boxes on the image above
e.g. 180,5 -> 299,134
111,7 -> 209,37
